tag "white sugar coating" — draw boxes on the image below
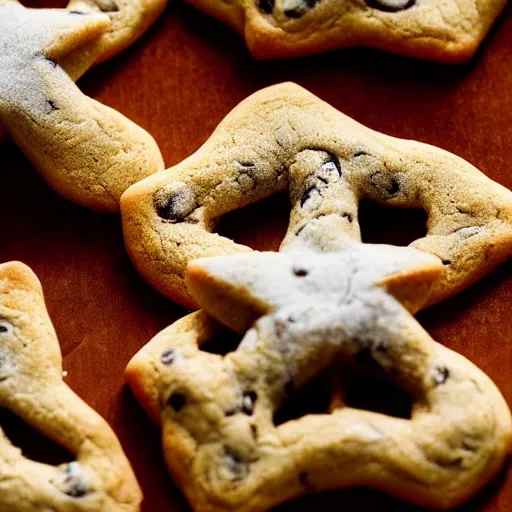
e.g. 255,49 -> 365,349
189,219 -> 443,316
187,229 -> 444,390
0,1 -> 108,115
136,225 -> 512,511
0,1 -> 164,211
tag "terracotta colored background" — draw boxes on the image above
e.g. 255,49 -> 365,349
2,2 -> 511,510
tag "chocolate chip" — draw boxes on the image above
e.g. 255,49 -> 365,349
96,0 -> 119,12
154,187 -> 197,222
384,177 -> 400,195
342,212 -> 353,223
324,154 -> 342,176
160,349 -> 175,365
292,266 -> 308,277
42,56 -> 57,68
0,321 -> 12,334
224,447 -> 249,481
284,0 -> 319,17
60,463 -> 90,498
242,391 -> 257,415
316,159 -> 341,183
258,0 -> 274,13
442,259 -> 452,266
370,172 -> 400,197
300,185 -> 321,207
48,100 -> 59,111
433,366 -> 450,386
354,347 -> 384,372
365,0 -> 415,11
63,479 -> 89,498
167,393 -> 186,412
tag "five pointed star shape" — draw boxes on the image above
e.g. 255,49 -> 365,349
186,223 -> 444,339
0,1 -> 109,121
126,217 -> 512,512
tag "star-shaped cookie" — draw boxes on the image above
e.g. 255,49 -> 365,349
0,0 -> 164,211
185,0 -> 507,60
121,83 -> 512,309
187,216 -> 446,331
127,220 -> 512,511
0,261 -> 141,510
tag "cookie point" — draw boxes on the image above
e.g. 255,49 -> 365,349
0,261 -> 42,293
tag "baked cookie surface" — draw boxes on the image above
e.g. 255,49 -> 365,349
66,0 -> 168,71
126,221 -> 512,511
121,82 -> 512,310
0,261 -> 142,511
183,0 -> 507,60
0,0 -> 165,212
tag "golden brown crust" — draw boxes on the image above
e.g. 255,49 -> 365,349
184,0 -> 506,61
0,261 -> 142,511
66,0 -> 168,74
121,82 -> 512,309
126,230 -> 512,511
0,0 -> 164,212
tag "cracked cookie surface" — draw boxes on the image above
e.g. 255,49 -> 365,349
126,222 -> 512,511
0,261 -> 141,511
183,0 -> 506,60
0,0 -> 165,212
121,82 -> 512,309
